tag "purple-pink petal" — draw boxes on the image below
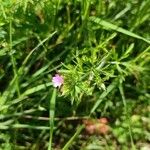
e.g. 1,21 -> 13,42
52,74 -> 64,88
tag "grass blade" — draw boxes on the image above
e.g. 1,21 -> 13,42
0,124 -> 51,130
90,79 -> 117,114
0,31 -> 57,107
48,88 -> 57,150
90,16 -> 150,44
62,125 -> 84,150
0,82 -> 52,112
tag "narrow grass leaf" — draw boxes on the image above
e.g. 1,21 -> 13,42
22,82 -> 52,96
0,31 -> 57,107
90,16 -> 150,44
90,79 -> 117,114
0,124 -> 51,130
0,82 -> 52,112
62,125 -> 84,150
48,88 -> 57,150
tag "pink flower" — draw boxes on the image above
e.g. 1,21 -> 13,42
52,74 -> 64,88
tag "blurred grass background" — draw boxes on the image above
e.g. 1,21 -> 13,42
0,0 -> 150,149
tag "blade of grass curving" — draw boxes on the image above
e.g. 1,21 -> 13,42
22,48 -> 68,89
62,125 -> 84,150
9,18 -> 20,97
89,16 -> 150,44
0,124 -> 51,130
114,4 -> 131,20
120,43 -> 134,60
0,120 -> 14,126
134,46 -> 150,62
0,31 -> 57,107
22,82 -> 52,96
0,82 -> 52,112
90,79 -> 118,114
21,31 -> 57,67
32,63 -> 62,79
0,109 -> 36,120
22,63 -> 62,89
32,47 -> 68,78
48,88 -> 57,150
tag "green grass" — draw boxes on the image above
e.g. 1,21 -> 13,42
0,0 -> 150,149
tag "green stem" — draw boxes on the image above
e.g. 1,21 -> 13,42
9,18 -> 20,97
62,125 -> 84,150
48,88 -> 57,150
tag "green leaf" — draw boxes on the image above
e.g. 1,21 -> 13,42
90,16 -> 150,44
62,125 -> 84,150
48,88 -> 57,150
